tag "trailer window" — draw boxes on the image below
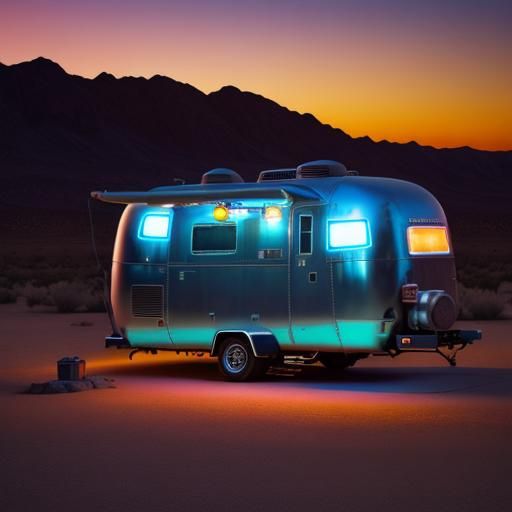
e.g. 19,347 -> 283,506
299,215 -> 313,255
138,213 -> 171,240
192,224 -> 237,253
328,219 -> 370,250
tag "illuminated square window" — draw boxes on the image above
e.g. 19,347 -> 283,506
139,214 -> 170,239
328,219 -> 370,250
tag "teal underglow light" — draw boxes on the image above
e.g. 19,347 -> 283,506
328,219 -> 371,250
171,327 -> 216,345
292,323 -> 340,346
138,213 -> 170,240
126,327 -> 170,345
337,320 -> 383,349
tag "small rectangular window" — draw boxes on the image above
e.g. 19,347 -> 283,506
192,224 -> 236,253
407,226 -> 450,255
328,219 -> 370,250
299,215 -> 313,255
138,213 -> 170,240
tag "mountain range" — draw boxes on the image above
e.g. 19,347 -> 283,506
1,57 -> 511,258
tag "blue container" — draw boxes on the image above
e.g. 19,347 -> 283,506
57,357 -> 86,381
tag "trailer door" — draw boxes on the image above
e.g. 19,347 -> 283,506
290,206 -> 341,348
167,210 -> 244,349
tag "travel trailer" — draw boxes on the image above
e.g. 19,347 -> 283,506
91,160 -> 481,381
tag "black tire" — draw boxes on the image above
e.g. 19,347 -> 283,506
217,337 -> 269,381
319,352 -> 358,370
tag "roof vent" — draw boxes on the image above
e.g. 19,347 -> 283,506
201,168 -> 244,185
296,160 -> 348,179
257,168 -> 297,182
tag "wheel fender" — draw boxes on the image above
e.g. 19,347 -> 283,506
211,331 -> 280,358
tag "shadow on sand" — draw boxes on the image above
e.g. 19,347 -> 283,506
103,360 -> 512,397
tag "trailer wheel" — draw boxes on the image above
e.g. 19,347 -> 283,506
218,337 -> 269,381
319,353 -> 358,370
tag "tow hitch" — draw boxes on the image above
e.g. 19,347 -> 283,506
395,329 -> 482,366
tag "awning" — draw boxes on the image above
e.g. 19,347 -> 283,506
91,183 -> 322,205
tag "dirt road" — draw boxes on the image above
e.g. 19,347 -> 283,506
1,304 -> 511,512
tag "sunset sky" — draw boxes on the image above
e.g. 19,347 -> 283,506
1,0 -> 511,151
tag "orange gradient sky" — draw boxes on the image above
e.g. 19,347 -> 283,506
1,0 -> 511,150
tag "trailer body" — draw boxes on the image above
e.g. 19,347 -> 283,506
92,161 -> 480,379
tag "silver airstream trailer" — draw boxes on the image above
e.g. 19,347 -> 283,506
91,160 -> 480,381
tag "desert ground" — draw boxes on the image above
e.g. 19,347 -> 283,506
1,303 -> 511,512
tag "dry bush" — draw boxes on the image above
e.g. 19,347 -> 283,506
48,281 -> 90,313
84,290 -> 106,312
20,283 -> 51,307
458,285 -> 506,320
498,281 -> 512,297
458,263 -> 512,290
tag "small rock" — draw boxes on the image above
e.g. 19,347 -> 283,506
88,376 -> 116,389
45,380 -> 69,393
27,376 -> 115,394
28,382 -> 46,394
65,380 -> 94,392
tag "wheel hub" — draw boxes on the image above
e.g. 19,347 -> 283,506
224,343 -> 248,373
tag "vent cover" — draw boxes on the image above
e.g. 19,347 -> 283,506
201,168 -> 244,184
296,160 -> 348,179
257,168 -> 297,182
131,285 -> 164,318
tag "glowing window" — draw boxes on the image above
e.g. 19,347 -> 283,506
407,226 -> 450,255
139,214 -> 170,239
328,219 -> 370,250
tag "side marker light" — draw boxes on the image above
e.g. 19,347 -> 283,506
213,205 -> 229,221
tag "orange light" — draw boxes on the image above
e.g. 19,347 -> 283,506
213,205 -> 229,221
407,226 -> 450,255
401,337 -> 412,345
264,205 -> 282,222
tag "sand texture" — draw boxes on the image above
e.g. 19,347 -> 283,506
1,303 -> 511,512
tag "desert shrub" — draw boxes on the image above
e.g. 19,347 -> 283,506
0,287 -> 16,304
498,281 -> 512,297
32,266 -> 81,287
20,283 -> 51,307
84,290 -> 106,312
457,263 -> 512,291
81,276 -> 107,313
458,285 -> 506,320
48,281 -> 89,313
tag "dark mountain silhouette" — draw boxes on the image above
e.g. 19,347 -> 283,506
0,57 -> 511,258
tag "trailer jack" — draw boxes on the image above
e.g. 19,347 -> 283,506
395,329 -> 480,366
435,342 -> 468,367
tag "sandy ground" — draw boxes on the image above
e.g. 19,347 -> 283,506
1,303 -> 511,512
